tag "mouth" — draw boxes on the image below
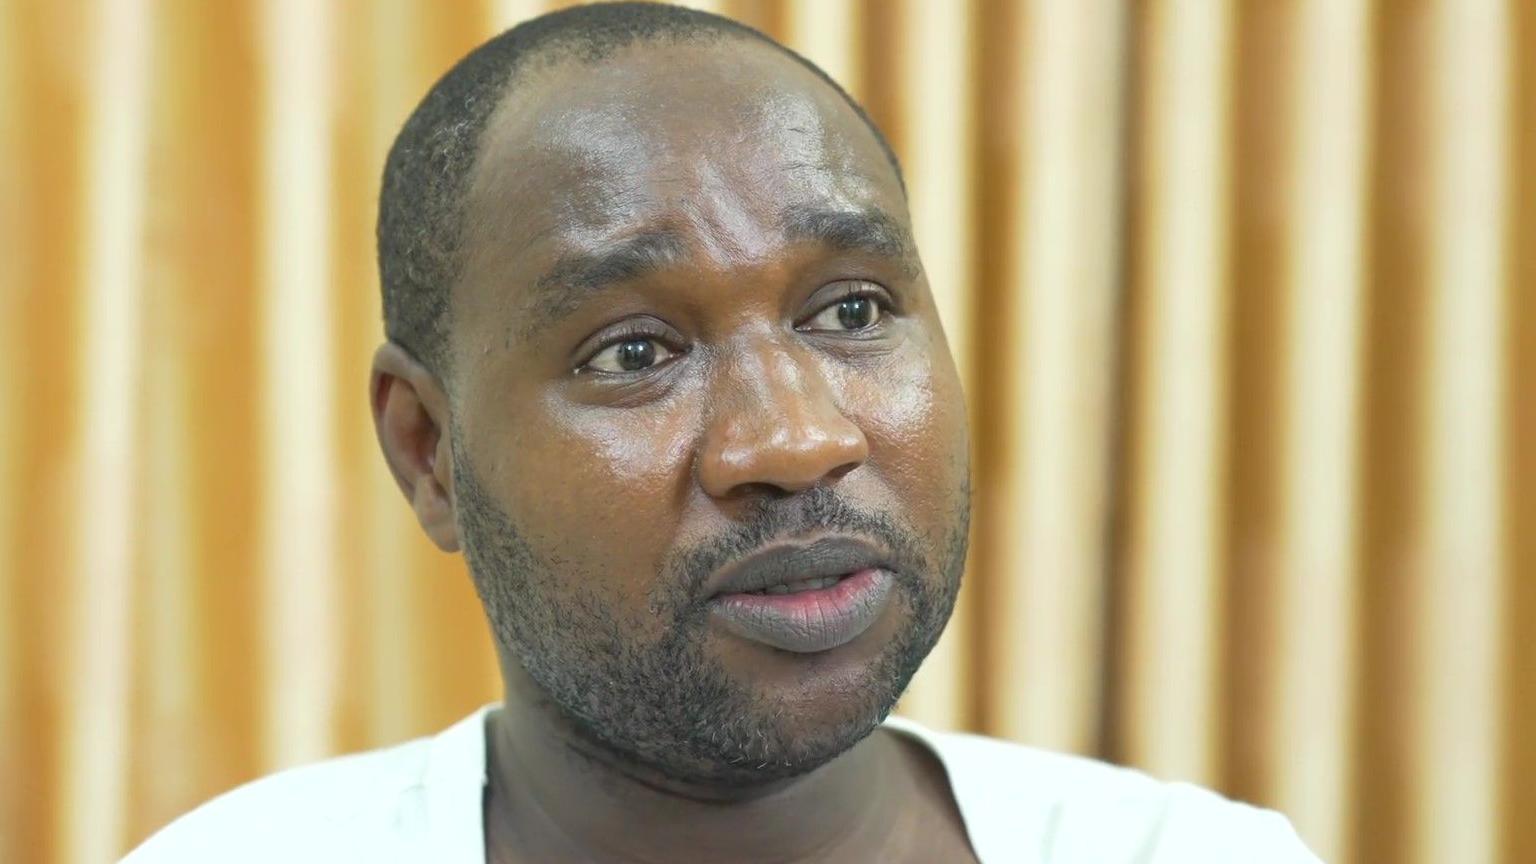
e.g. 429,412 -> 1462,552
741,574 -> 847,595
705,537 -> 896,654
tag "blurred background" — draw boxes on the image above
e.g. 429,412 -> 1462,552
1,0 -> 1531,862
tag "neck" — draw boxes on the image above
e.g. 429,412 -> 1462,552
483,664 -> 906,864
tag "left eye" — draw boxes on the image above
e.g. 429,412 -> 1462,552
805,295 -> 882,332
585,337 -> 675,373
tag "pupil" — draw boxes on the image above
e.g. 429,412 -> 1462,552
617,339 -> 655,371
837,298 -> 872,330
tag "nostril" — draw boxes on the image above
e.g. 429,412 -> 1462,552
826,461 -> 859,481
729,481 -> 798,500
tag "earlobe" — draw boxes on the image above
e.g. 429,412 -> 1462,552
370,343 -> 461,552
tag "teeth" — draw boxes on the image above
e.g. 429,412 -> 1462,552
756,575 -> 842,595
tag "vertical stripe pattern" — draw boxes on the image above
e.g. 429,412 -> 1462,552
0,3 -> 1528,862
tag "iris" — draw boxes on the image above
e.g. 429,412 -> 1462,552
837,297 -> 874,330
616,339 -> 656,371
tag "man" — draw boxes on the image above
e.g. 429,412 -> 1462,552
127,3 -> 1321,862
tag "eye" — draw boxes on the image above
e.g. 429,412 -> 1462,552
804,294 -> 883,332
583,337 -> 676,374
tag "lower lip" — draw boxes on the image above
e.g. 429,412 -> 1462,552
708,568 -> 894,654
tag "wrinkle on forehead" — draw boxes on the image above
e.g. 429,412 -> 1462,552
455,40 -> 908,328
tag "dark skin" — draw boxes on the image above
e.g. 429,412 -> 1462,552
371,38 -> 975,864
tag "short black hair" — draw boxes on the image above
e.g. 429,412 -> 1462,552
376,1 -> 903,379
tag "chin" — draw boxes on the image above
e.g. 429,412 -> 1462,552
691,621 -> 917,783
694,703 -> 885,786
520,585 -> 946,790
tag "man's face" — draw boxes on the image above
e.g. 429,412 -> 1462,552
445,39 -> 970,785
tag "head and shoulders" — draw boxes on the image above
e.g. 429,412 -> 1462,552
125,3 -> 1319,862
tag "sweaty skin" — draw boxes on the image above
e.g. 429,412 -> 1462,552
371,38 -> 974,864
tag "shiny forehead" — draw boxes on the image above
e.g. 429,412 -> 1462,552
483,36 -> 898,188
458,38 -> 907,269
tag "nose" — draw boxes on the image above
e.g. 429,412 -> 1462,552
697,341 -> 869,499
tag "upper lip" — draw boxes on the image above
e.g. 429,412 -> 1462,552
706,535 -> 890,598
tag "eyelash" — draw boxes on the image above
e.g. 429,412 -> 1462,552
576,281 -> 896,374
576,323 -> 682,374
795,281 -> 896,333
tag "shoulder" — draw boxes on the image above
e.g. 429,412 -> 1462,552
121,738 -> 436,864
888,721 -> 1323,864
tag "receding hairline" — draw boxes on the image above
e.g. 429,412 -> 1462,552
458,34 -> 905,250
465,32 -> 904,206
377,3 -> 904,382
450,39 -> 912,348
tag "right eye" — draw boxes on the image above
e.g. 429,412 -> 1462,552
583,337 -> 676,374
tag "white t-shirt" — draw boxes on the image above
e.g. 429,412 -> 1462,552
124,706 -> 1323,863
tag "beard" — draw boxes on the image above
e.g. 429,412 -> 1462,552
452,437 -> 969,787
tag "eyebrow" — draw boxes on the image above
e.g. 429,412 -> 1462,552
519,229 -> 690,340
779,205 -> 919,272
515,205 -> 918,340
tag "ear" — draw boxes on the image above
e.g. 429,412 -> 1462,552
370,342 -> 460,552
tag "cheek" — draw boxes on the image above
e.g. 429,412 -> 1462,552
492,390 -> 702,588
841,343 -> 969,534
542,393 -> 701,493
859,344 -> 965,470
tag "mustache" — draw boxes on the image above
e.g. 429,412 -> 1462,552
665,487 -> 927,605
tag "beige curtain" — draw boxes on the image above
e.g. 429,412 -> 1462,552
2,1 -> 1531,862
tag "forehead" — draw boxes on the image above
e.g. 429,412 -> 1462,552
456,38 -> 907,301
